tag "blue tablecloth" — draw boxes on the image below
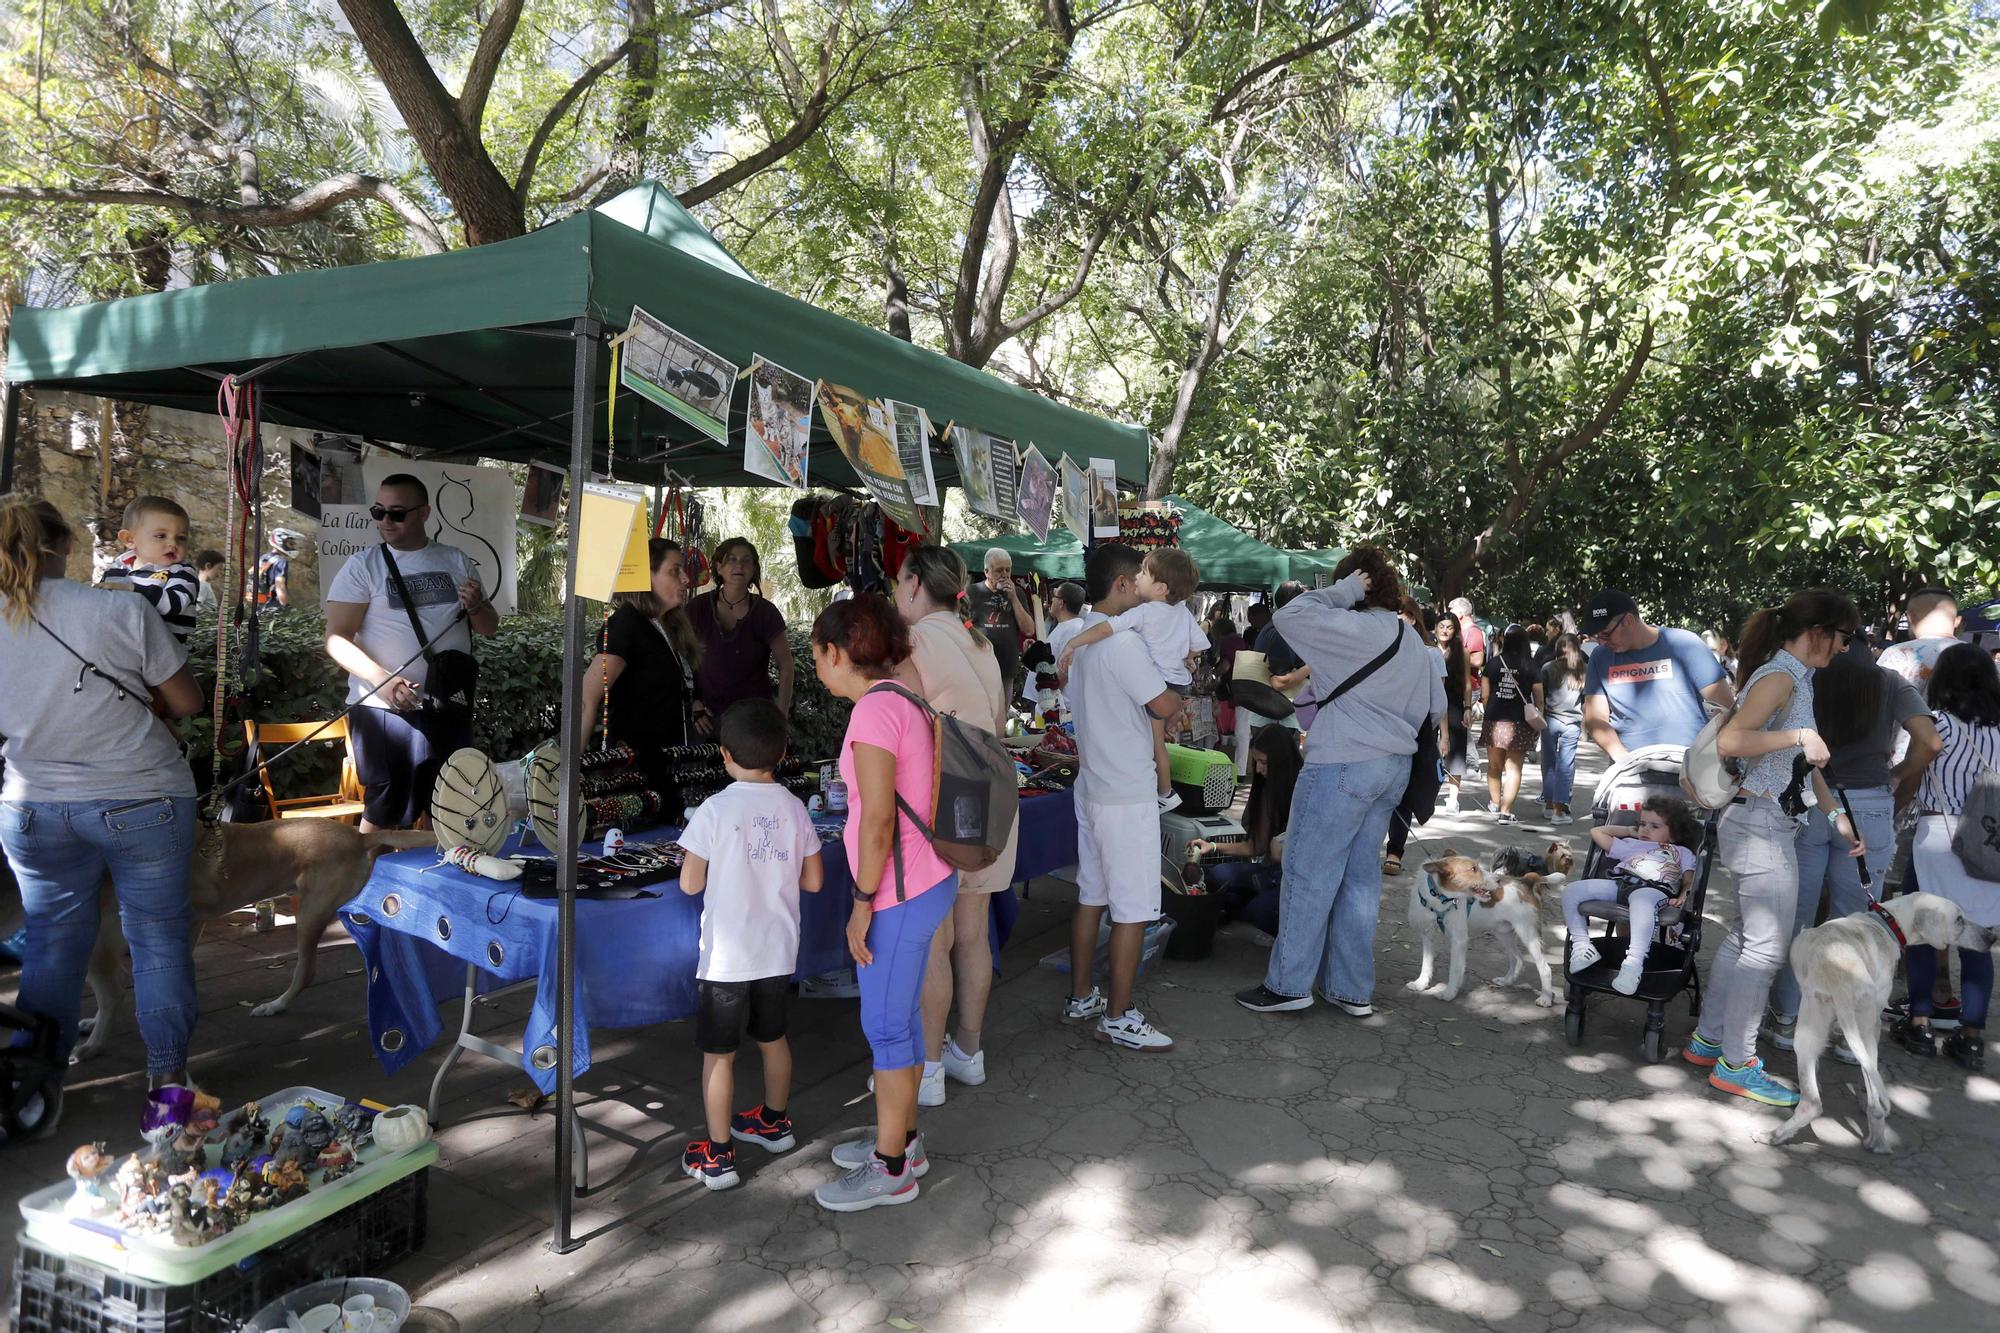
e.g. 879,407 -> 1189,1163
345,790 -> 1080,1092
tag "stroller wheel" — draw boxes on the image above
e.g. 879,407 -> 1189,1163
1641,1027 -> 1667,1064
1564,1007 -> 1585,1047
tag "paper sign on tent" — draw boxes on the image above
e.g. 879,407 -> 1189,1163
575,484 -> 653,601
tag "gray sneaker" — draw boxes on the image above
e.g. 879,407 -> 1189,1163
1063,987 -> 1107,1022
831,1130 -> 930,1177
814,1153 -> 919,1212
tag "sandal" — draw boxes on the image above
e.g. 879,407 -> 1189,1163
1382,855 -> 1403,876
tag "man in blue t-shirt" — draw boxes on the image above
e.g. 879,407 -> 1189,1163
1580,590 -> 1736,761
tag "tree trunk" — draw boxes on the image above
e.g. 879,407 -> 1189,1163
883,254 -> 912,341
336,0 -> 524,244
603,0 -> 659,200
1144,247 -> 1246,499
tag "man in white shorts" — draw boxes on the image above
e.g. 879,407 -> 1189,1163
1062,543 -> 1182,1051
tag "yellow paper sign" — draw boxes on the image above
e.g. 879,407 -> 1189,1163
575,484 -> 652,602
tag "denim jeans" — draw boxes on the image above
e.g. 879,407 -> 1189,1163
1540,718 -> 1580,808
1908,945 -> 1994,1029
1265,754 -> 1407,1004
1208,860 -> 1282,936
1697,797 -> 1801,1065
0,797 -> 198,1076
1769,786 -> 1894,1021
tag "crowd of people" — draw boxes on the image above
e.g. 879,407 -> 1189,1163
5,478 -> 1999,1211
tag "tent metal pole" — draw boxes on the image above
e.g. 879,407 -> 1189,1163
0,381 -> 21,494
550,314 -> 600,1255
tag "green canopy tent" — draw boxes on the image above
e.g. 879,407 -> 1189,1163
1282,548 -> 1347,587
950,497 -> 1293,592
0,182 -> 1151,1253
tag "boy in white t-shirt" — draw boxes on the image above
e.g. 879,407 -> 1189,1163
1057,547 -> 1208,810
674,699 -> 824,1191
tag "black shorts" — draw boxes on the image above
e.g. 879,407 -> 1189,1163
347,706 -> 472,828
695,976 -> 791,1054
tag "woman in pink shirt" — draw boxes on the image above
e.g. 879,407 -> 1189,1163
809,594 -> 958,1211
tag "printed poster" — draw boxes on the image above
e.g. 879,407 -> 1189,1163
889,401 -> 938,506
1016,444 -> 1057,543
1089,457 -> 1120,537
1060,455 -> 1092,542
519,462 -> 566,527
315,505 -> 374,609
744,357 -> 813,488
617,306 -> 738,443
817,381 -> 921,531
951,425 -> 1018,522
574,484 -> 653,602
288,443 -> 323,521
359,458 -> 519,616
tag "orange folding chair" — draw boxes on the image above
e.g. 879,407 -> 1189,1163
244,718 -> 367,824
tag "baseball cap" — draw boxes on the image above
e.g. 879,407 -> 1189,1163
1581,591 -> 1639,635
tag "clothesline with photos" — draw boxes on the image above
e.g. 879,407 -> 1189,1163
601,304 -> 1128,548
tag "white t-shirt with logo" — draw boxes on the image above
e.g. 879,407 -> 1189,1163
676,781 -> 822,982
326,542 -> 477,707
1068,628 -> 1169,807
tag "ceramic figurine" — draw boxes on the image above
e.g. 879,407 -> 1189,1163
294,1106 -> 335,1156
220,1119 -> 261,1169
64,1143 -> 115,1217
162,1120 -> 208,1177
261,1157 -> 308,1201
140,1085 -> 194,1153
166,1183 -> 203,1246
334,1102 -> 374,1151
188,1090 -> 223,1136
114,1154 -> 149,1217
315,1139 -> 355,1178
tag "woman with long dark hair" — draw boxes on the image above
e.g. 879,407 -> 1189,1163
1765,645 -> 1940,1060
1479,626 -> 1537,824
0,496 -> 205,1133
1686,589 -> 1864,1110
582,538 -> 701,759
1433,612 -> 1473,812
686,536 -> 793,728
809,594 -> 958,1210
1535,633 -> 1588,825
1897,644 -> 2000,1070
1384,596 -> 1444,874
1192,725 -> 1303,934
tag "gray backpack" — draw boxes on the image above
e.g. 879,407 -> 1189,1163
1952,763 -> 2000,881
869,682 -> 1020,899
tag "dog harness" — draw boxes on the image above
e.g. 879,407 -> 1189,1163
1865,900 -> 1908,954
1417,874 -> 1467,933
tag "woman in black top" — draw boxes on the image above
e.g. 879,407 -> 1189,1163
1433,612 -> 1473,813
582,539 -> 701,766
1480,625 -> 1536,824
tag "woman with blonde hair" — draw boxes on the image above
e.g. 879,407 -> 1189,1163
890,545 -> 1019,1105
0,496 -> 204,1132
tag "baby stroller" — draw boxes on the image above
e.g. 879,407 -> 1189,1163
1563,745 -> 1719,1063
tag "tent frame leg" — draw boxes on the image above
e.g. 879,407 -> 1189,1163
550,315 -> 600,1255
1,381 -> 21,494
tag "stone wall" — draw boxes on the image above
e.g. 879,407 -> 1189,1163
19,388 -> 324,599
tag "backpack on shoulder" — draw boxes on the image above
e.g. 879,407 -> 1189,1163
1951,765 -> 2000,882
870,682 -> 1021,899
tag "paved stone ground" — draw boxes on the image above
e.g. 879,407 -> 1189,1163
10,747 -> 2000,1332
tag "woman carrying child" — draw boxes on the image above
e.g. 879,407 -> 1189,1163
1684,590 -> 1865,1109
809,595 -> 959,1211
1562,797 -> 1702,994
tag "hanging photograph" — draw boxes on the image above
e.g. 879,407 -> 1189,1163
288,442 -> 323,521
1060,455 -> 1092,542
617,305 -> 738,443
950,425 -> 998,519
519,461 -> 567,527
1016,444 -> 1058,542
889,401 -> 938,506
1089,457 -> 1120,537
316,436 -> 365,506
817,381 -> 921,531
744,357 -> 814,488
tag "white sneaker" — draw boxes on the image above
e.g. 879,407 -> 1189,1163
1611,959 -> 1644,995
1568,938 -> 1602,972
1098,1008 -> 1174,1052
1551,812 -> 1574,826
798,968 -> 861,999
1063,987 -> 1107,1022
1157,789 -> 1182,813
941,1040 -> 986,1086
867,1066 -> 946,1107
1442,791 -> 1461,813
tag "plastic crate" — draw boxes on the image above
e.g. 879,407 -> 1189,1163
10,1167 -> 427,1333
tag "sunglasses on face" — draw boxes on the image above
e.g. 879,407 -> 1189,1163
370,504 -> 420,522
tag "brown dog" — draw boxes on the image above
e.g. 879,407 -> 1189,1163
73,820 -> 433,1062
1409,842 -> 1574,1007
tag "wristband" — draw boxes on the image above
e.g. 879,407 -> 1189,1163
851,889 -> 875,906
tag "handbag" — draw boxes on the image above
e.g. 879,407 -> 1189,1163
1500,656 -> 1544,732
380,545 -> 478,724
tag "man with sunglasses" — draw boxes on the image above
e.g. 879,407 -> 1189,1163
1580,590 -> 1736,764
325,475 -> 499,831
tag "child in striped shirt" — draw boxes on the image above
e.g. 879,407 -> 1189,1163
101,496 -> 200,645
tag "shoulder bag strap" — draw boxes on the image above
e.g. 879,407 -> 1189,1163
1323,621 -> 1408,705
860,680 -> 942,902
379,545 -> 437,667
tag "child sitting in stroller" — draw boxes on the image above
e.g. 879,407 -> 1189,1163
1563,796 -> 1702,994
